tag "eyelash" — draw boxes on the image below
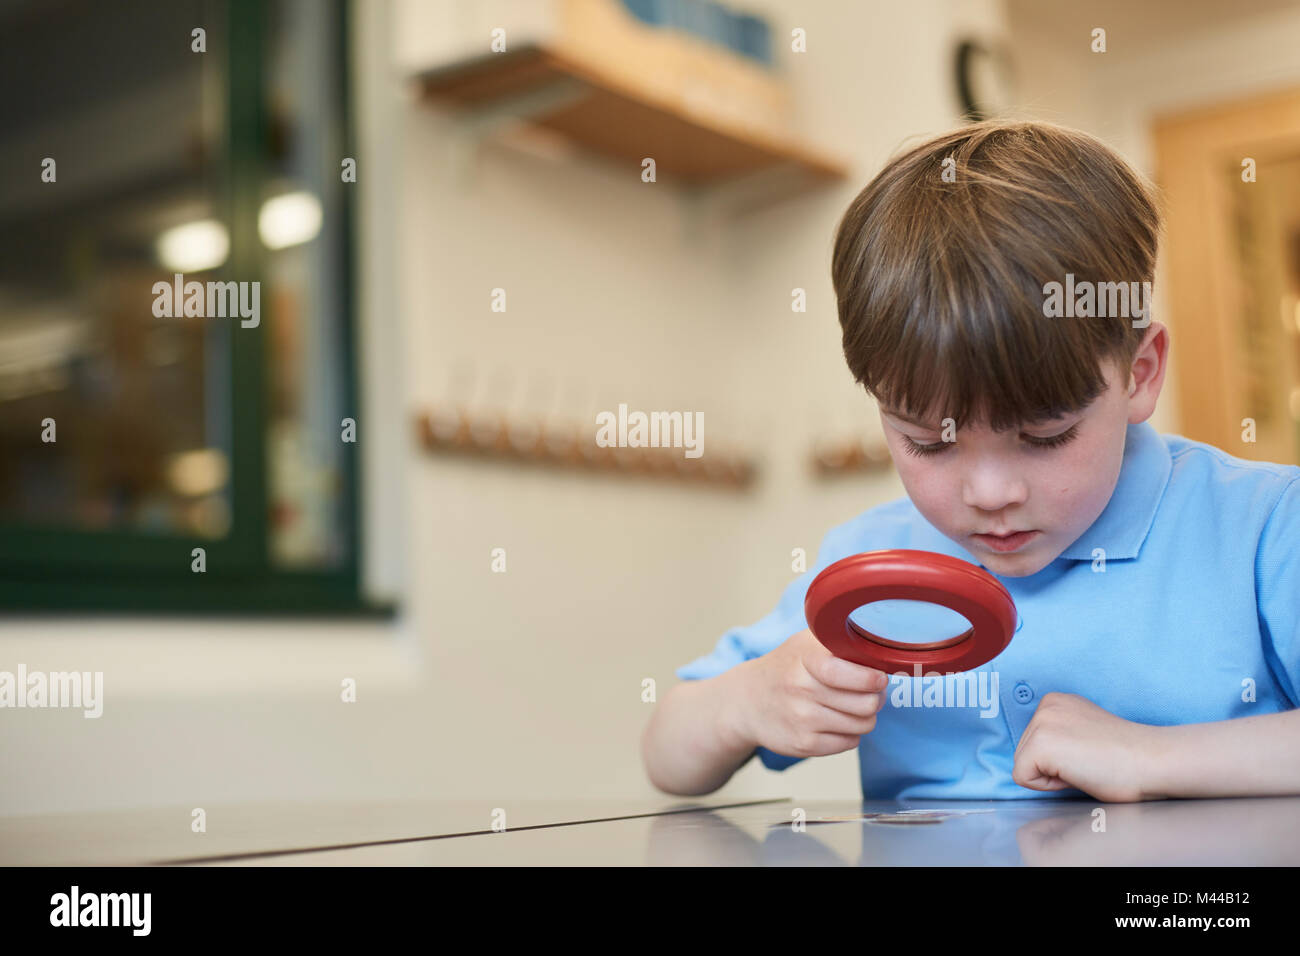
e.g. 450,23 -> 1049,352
900,424 -> 1081,457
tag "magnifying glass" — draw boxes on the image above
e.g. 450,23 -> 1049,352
803,549 -> 1017,673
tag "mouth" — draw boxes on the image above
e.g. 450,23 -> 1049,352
972,530 -> 1040,553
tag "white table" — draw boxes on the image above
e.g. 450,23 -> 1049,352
8,795 -> 1300,866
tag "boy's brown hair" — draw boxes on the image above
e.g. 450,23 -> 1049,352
831,120 -> 1162,431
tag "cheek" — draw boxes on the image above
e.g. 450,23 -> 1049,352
1047,438 -> 1119,512
893,455 -> 954,512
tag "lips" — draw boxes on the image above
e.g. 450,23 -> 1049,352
973,530 -> 1039,553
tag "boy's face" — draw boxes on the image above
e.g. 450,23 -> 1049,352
876,325 -> 1166,577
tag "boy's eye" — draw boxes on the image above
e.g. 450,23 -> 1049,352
899,423 -> 1080,458
1023,423 -> 1082,449
900,436 -> 949,457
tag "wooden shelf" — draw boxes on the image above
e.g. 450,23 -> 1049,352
414,407 -> 758,490
811,437 -> 894,478
416,42 -> 848,204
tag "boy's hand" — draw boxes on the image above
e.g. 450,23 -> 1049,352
729,628 -> 889,759
1012,692 -> 1163,802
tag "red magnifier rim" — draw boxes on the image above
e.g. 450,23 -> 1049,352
803,549 -> 1016,673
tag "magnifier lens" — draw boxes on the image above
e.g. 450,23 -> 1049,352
847,599 -> 973,650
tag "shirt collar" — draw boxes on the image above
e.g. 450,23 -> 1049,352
909,421 -> 1172,565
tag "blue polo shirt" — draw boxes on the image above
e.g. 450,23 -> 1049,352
676,421 -> 1300,799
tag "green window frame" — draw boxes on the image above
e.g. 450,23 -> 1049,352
0,0 -> 386,616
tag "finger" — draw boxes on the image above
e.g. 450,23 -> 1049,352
1018,773 -> 1072,791
810,685 -> 885,718
806,731 -> 866,756
1013,741 -> 1063,791
810,701 -> 879,737
806,653 -> 891,693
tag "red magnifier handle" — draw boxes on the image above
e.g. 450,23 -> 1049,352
803,549 -> 1016,673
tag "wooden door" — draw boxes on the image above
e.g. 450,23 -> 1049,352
1154,87 -> 1300,465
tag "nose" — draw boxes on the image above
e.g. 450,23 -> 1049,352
961,458 -> 1029,513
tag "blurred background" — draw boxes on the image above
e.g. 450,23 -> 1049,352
2,0 -> 1299,814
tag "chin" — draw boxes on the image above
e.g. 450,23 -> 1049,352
981,548 -> 1052,577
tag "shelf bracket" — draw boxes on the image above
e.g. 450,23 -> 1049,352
444,76 -> 591,186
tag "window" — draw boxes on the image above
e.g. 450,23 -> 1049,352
0,0 -> 380,613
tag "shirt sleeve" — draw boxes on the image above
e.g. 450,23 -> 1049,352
674,512 -> 877,771
1257,474 -> 1300,709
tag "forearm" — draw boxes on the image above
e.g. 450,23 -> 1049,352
1144,707 -> 1300,798
641,665 -> 756,796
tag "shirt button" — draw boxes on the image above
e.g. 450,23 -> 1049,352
1014,681 -> 1034,704
1014,611 -> 1024,633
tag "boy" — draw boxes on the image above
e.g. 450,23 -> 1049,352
641,120 -> 1300,803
